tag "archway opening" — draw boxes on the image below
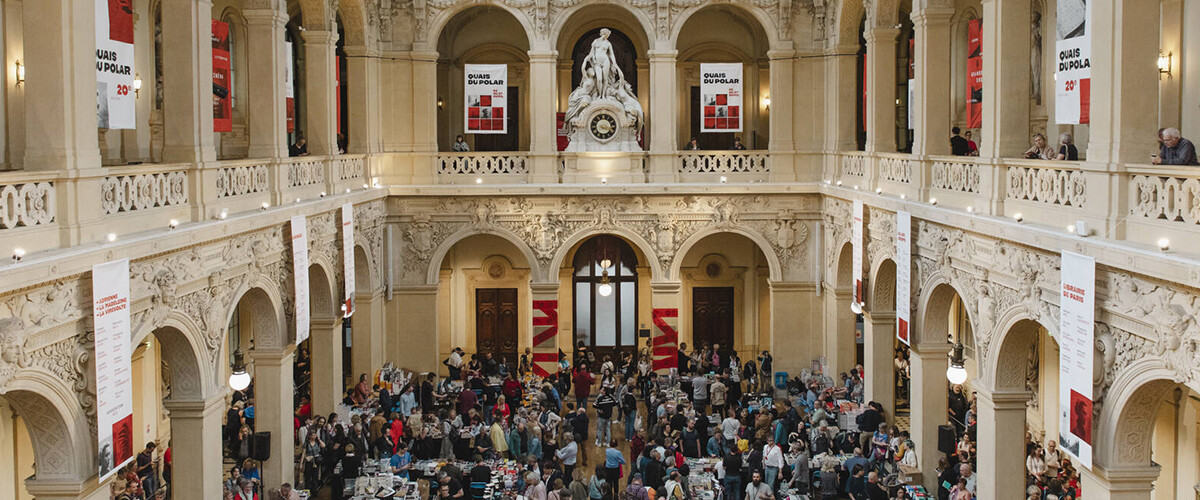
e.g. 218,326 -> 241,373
676,231 -> 771,367
570,235 -> 641,364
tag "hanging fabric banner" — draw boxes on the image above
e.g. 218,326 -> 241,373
966,19 -> 983,130
895,211 -> 911,345
292,216 -> 310,344
96,0 -> 136,129
286,41 -> 296,134
532,300 -> 559,377
852,200 -> 864,306
700,63 -> 742,133
1055,0 -> 1091,124
651,308 -> 679,374
464,64 -> 508,134
342,204 -> 355,316
93,258 -> 134,481
212,20 -> 233,133
1058,250 -> 1095,468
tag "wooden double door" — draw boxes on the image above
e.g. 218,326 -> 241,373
692,287 -> 735,353
476,288 -> 519,365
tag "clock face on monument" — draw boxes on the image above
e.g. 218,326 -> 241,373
589,113 -> 617,140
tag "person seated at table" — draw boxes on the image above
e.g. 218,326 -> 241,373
1152,128 -> 1199,165
1055,133 -> 1079,161
1023,134 -> 1055,160
732,137 -> 748,150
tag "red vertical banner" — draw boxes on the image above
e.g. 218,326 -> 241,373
532,300 -> 559,377
966,19 -> 983,129
212,20 -> 232,133
651,308 -> 678,374
557,113 -> 569,151
336,55 -> 343,137
286,41 -> 296,134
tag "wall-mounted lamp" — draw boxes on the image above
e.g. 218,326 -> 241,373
14,60 -> 24,86
763,95 -> 771,110
1158,51 -> 1172,77
133,74 -> 143,98
946,341 -> 968,384
437,97 -> 445,110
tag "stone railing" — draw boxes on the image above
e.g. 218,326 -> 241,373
1128,166 -> 1200,225
0,175 -> 56,230
1006,160 -> 1086,207
334,155 -> 366,181
877,154 -> 914,184
436,153 -> 529,176
100,166 -> 190,215
930,157 -> 981,194
215,160 -> 271,198
840,152 -> 867,178
284,157 -> 327,188
677,152 -> 770,174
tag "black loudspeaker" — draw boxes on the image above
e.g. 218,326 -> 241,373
252,431 -> 271,461
938,425 -> 956,455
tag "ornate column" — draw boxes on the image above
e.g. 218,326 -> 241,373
823,44 -> 860,176
302,30 -> 339,156
392,285 -> 439,373
771,281 -> 822,377
161,0 -> 217,163
975,388 -> 1029,500
251,348 -> 295,490
909,342 -> 949,491
530,283 -> 561,376
163,397 -> 226,500
351,289 -> 386,383
647,50 -> 679,183
864,28 -> 899,154
25,479 -> 97,500
345,46 -> 382,155
979,0 -> 1030,158
650,282 -> 682,374
1079,464 -> 1160,500
528,51 -> 560,183
244,7 -> 289,159
910,6 -> 954,157
1086,0 -> 1159,165
21,0 -> 101,171
768,49 -> 796,181
863,311 -> 896,417
309,317 -> 344,417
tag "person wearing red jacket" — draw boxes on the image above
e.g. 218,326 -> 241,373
572,366 -> 595,408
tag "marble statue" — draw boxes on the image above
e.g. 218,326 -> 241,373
563,28 -> 642,152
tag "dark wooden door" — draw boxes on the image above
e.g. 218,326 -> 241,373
692,287 -> 734,352
476,288 -> 519,365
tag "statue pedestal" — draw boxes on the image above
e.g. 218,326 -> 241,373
561,152 -> 646,183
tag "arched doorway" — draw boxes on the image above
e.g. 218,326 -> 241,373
572,235 -> 640,363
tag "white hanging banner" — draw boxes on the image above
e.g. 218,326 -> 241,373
464,64 -> 508,134
285,41 -> 296,133
852,200 -> 864,306
700,63 -> 743,133
895,211 -> 911,345
93,258 -> 134,481
96,0 -> 136,129
1054,0 -> 1091,124
1058,250 -> 1094,469
342,203 -> 355,316
292,216 -> 310,344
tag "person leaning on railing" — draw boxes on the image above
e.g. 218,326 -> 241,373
1151,128 -> 1199,166
1023,134 -> 1055,160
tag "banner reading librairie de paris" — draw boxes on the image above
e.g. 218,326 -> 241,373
700,63 -> 742,133
852,200 -> 864,306
292,216 -> 310,344
464,64 -> 507,134
342,204 -> 355,315
1055,0 -> 1091,124
212,20 -> 233,133
96,0 -> 136,129
895,211 -> 911,345
93,258 -> 134,481
1058,250 -> 1094,469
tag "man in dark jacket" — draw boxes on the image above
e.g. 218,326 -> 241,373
377,384 -> 393,415
643,450 -> 667,491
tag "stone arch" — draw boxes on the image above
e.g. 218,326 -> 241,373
833,0 -> 866,46
669,2 -> 779,52
549,227 -> 662,279
551,3 -> 656,54
867,0 -> 901,29
226,281 -> 287,351
353,244 -> 374,293
307,258 -> 339,320
834,242 -> 853,286
132,314 -> 213,401
1095,359 -> 1198,468
983,306 -> 1059,392
869,258 -> 896,312
429,2 -> 535,51
294,0 -> 334,30
915,278 -> 973,348
678,42 -> 750,62
2,375 -> 91,481
669,227 -> 782,282
426,226 -> 543,285
337,0 -> 369,46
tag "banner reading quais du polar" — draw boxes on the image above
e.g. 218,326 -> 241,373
96,0 -> 136,129
1058,250 -> 1095,468
292,216 -> 311,344
93,258 -> 134,481
1055,0 -> 1091,124
464,64 -> 507,134
700,63 -> 743,133
895,211 -> 912,345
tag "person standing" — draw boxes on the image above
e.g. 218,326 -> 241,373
721,408 -> 741,453
594,388 -> 617,447
722,449 -> 743,500
950,128 -> 969,156
453,135 -> 471,152
744,470 -> 774,500
762,437 -> 783,493
604,439 -> 626,490
136,442 -> 159,496
556,434 -> 579,481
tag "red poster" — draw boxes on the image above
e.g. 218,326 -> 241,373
556,112 -> 569,151
966,19 -> 983,129
651,308 -> 679,373
212,20 -> 232,133
108,0 -> 134,44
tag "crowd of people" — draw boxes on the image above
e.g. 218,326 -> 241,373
949,125 -> 1200,166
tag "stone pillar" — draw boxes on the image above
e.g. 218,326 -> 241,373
975,389 -> 1029,500
309,317 -> 343,417
647,50 -> 678,183
411,50 -> 440,182
244,7 -> 289,159
345,46 -> 382,155
161,0 -> 216,164
863,311 -> 895,417
770,281 -> 821,377
979,0 -> 1030,158
1086,0 -> 1160,165
909,342 -> 949,492
302,30 -> 339,156
351,289 -> 386,383
864,29 -> 899,154
823,45 -> 860,177
163,397 -> 225,500
1079,464 -> 1160,500
910,7 -> 954,157
530,283 -> 561,376
251,348 -> 295,490
25,479 -> 101,500
21,0 -> 101,170
650,282 -> 682,374
768,50 -> 796,182
528,51 -> 560,183
393,285 -> 439,373
821,283 -> 856,378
